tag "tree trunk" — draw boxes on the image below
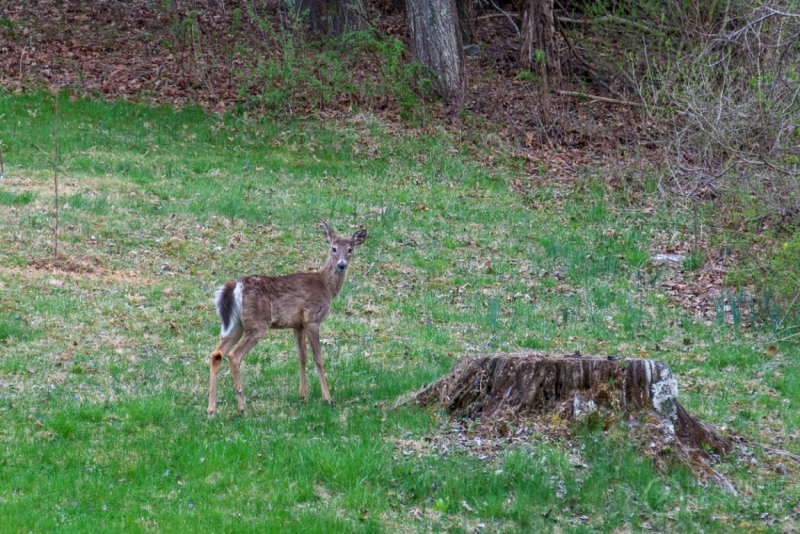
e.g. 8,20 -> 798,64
329,0 -> 368,35
455,0 -> 475,46
406,0 -> 466,105
416,353 -> 731,458
519,0 -> 561,86
305,0 -> 368,37
389,0 -> 405,15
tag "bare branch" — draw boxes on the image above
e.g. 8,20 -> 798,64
487,0 -> 520,36
777,291 -> 800,330
477,12 -> 520,21
761,6 -> 800,19
717,6 -> 800,45
777,331 -> 800,343
558,14 -> 661,36
553,10 -> 607,89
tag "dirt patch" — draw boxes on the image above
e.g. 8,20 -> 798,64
20,256 -> 148,285
29,255 -> 105,274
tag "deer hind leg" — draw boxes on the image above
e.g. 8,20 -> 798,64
207,325 -> 243,417
305,323 -> 332,403
227,327 -> 267,413
295,327 -> 309,401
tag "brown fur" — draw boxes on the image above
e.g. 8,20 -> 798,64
207,220 -> 367,416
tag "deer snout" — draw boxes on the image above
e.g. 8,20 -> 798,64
337,260 -> 348,271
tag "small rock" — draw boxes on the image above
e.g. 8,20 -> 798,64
463,44 -> 481,58
652,253 -> 686,265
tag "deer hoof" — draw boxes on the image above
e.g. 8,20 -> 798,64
207,409 -> 216,417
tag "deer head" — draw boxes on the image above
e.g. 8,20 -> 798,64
320,219 -> 368,272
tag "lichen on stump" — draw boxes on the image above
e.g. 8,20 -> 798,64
415,352 -> 731,460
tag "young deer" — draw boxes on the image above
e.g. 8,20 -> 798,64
207,220 -> 367,416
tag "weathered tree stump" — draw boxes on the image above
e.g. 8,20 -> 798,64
415,352 -> 731,457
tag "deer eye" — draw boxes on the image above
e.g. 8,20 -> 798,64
331,247 -> 337,253
347,248 -> 353,254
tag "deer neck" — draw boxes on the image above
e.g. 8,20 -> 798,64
321,259 -> 348,298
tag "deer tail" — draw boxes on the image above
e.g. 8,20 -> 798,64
214,280 -> 243,336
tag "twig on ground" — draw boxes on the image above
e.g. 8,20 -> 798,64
530,105 -> 554,151
501,108 -> 523,149
708,466 -> 738,495
766,447 -> 800,463
557,90 -> 645,107
678,162 -> 737,199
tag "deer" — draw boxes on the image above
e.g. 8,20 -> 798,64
206,220 -> 367,416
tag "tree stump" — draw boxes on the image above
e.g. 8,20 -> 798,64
415,352 -> 731,458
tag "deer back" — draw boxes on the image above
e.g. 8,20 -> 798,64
239,272 -> 335,330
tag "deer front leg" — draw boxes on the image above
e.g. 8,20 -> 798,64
207,327 -> 243,417
295,327 -> 309,401
305,323 -> 332,403
227,328 -> 266,413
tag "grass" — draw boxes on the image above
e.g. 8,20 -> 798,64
0,90 -> 798,532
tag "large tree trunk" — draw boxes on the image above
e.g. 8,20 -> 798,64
305,0 -> 368,37
519,0 -> 561,87
406,0 -> 466,105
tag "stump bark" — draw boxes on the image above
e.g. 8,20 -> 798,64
415,352 -> 731,456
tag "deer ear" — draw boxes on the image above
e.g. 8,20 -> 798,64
351,229 -> 367,246
320,220 -> 336,242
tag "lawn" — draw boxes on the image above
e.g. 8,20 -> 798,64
0,91 -> 798,532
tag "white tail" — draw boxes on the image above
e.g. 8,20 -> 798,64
207,220 -> 367,416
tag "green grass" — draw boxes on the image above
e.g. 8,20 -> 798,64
0,189 -> 36,205
0,90 -> 798,532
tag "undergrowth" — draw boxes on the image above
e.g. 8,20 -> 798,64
561,0 -> 800,313
241,5 -> 432,122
